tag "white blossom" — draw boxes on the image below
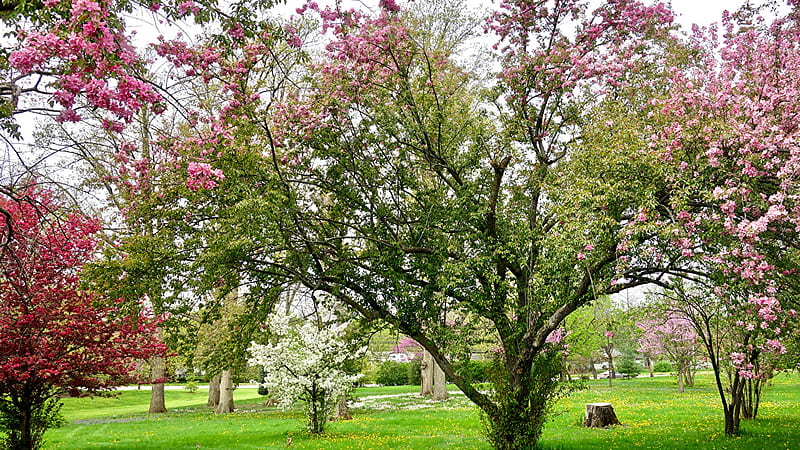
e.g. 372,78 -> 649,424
248,307 -> 365,433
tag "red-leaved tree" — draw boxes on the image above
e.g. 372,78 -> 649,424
0,184 -> 165,450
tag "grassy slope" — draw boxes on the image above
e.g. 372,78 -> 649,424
44,373 -> 800,449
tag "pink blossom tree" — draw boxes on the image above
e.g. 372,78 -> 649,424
638,314 -> 703,392
626,1 -> 800,435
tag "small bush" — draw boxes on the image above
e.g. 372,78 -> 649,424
616,359 -> 642,378
653,361 -> 673,372
406,360 -> 421,385
375,361 -> 410,386
257,367 -> 269,396
454,360 -> 491,384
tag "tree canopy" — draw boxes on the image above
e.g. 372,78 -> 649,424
3,0 -> 800,448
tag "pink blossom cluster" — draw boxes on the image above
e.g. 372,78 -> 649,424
186,161 -> 225,191
545,327 -> 570,345
488,0 -> 675,110
8,0 -> 163,125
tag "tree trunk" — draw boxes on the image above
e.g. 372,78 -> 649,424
589,357 -> 598,380
420,350 -> 434,396
215,369 -> 235,414
647,357 -> 654,377
742,378 -> 762,420
207,373 -> 221,407
432,357 -> 449,401
677,368 -> 685,393
607,351 -> 615,387
335,394 -> 352,420
148,355 -> 167,413
19,400 -> 33,450
584,403 -> 621,428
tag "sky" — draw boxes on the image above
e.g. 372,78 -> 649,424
668,0 -> 745,29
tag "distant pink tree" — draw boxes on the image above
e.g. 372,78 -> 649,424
392,336 -> 423,359
638,315 -> 702,392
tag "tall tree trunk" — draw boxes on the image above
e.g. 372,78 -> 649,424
647,356 -> 654,377
207,373 -> 221,407
432,357 -> 449,401
420,350 -> 434,396
742,378 -> 762,419
148,355 -> 167,413
606,351 -> 615,388
215,369 -> 235,414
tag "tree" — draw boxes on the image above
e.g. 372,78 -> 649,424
639,2 -> 800,435
638,312 -> 703,392
0,184 -> 165,449
248,306 -> 365,434
564,307 -> 605,379
162,2 -> 681,448
655,282 -> 791,436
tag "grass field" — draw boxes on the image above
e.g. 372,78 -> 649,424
42,373 -> 800,449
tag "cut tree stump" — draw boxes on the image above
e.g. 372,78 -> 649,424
584,403 -> 621,428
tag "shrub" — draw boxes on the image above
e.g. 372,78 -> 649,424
257,367 -> 269,396
406,360 -> 421,385
653,361 -> 673,372
454,360 -> 492,384
184,380 -> 199,393
616,359 -> 642,378
375,361 -> 410,386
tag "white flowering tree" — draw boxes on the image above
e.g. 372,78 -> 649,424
248,309 -> 364,434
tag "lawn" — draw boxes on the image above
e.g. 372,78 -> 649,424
42,373 -> 800,449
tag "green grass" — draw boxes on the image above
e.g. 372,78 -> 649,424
42,373 -> 800,449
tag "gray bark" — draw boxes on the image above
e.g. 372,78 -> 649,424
420,350 -> 434,396
432,357 -> 449,401
215,369 -> 235,414
335,394 -> 352,420
148,355 -> 167,413
207,373 -> 221,407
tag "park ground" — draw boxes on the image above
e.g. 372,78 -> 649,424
43,372 -> 800,449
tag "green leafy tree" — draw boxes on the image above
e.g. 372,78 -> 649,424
161,2 -> 683,447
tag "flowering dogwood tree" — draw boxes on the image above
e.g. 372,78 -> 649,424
248,308 -> 364,434
0,184 -> 165,449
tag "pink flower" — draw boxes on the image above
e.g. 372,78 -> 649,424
176,0 -> 199,16
576,253 -> 586,260
227,24 -> 246,40
605,331 -> 614,339
379,0 -> 400,12
71,0 -> 101,17
584,244 -> 595,251
186,162 -> 224,191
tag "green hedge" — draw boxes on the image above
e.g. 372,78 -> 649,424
373,359 -> 492,386
453,360 -> 492,384
653,361 -> 673,372
376,361 -> 417,386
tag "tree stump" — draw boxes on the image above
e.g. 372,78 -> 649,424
584,403 -> 621,428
